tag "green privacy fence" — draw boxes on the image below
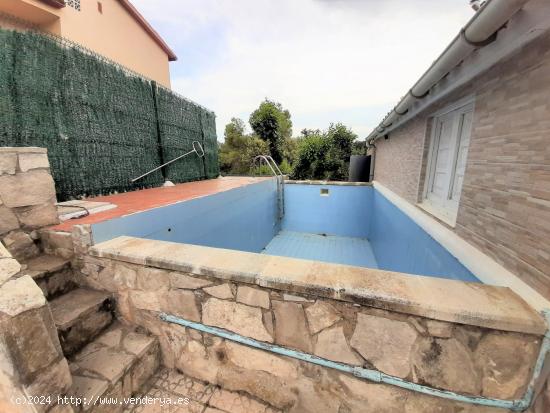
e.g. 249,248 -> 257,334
0,28 -> 219,201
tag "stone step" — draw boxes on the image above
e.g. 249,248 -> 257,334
68,322 -> 160,413
50,288 -> 115,357
23,254 -> 76,299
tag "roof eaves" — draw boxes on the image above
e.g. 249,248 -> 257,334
39,0 -> 66,8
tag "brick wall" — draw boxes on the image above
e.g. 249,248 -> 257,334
374,29 -> 550,300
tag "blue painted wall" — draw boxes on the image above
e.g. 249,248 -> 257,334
282,184 -> 372,238
92,179 -> 279,253
281,183 -> 477,281
92,180 -> 478,282
369,189 -> 478,282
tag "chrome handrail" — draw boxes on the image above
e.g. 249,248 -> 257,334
252,155 -> 283,177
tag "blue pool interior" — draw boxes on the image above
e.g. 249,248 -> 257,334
92,179 -> 479,282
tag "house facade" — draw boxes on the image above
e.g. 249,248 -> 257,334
368,0 -> 550,303
0,0 -> 176,87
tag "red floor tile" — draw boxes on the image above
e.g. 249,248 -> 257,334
51,177 -> 268,232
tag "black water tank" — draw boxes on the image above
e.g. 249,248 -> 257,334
348,155 -> 371,182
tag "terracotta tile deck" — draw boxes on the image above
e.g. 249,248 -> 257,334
51,177 -> 268,232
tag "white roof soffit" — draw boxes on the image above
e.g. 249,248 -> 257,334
367,0 -> 550,142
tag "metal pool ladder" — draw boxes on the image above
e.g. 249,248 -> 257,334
253,155 -> 285,220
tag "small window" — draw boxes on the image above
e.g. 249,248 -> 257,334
421,100 -> 474,225
320,188 -> 329,196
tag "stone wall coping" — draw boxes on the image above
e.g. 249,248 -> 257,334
89,236 -> 547,336
0,147 -> 47,154
284,180 -> 372,186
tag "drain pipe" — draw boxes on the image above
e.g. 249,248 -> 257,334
366,138 -> 376,182
161,311 -> 550,411
367,0 -> 530,142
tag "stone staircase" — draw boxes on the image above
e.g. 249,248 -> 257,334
24,254 -> 75,300
20,251 -> 161,413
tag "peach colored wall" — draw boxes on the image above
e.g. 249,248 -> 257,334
0,0 -> 171,87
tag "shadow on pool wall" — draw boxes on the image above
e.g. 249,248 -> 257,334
91,179 -> 478,282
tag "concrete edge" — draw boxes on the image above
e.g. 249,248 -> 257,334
285,180 -> 372,186
0,147 -> 47,153
89,236 -> 547,336
373,180 -> 550,313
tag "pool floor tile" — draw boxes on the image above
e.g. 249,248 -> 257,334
261,230 -> 378,269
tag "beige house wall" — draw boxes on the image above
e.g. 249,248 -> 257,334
374,30 -> 550,300
0,0 -> 171,87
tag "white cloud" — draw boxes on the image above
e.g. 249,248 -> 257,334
133,0 -> 473,140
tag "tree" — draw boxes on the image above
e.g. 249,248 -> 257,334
249,99 -> 292,164
291,123 -> 357,181
219,118 -> 269,175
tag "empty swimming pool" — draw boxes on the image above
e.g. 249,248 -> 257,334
90,178 -> 479,282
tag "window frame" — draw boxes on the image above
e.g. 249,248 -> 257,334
420,95 -> 475,226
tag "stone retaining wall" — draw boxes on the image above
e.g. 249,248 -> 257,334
0,147 -> 59,262
0,274 -> 72,413
0,148 -> 73,412
81,250 -> 546,412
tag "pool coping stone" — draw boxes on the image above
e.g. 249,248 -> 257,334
89,236 -> 547,336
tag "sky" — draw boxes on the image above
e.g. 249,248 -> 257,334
132,0 -> 474,141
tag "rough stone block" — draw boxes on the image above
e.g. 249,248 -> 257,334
74,346 -> 135,384
14,203 -> 59,229
0,170 -> 56,208
0,257 -> 21,285
0,242 -> 11,259
123,331 -> 155,357
35,268 -> 75,300
411,337 -> 480,394
0,153 -> 17,175
41,230 -> 73,251
136,267 -> 170,290
158,323 -> 189,369
130,342 -> 160,393
24,358 -> 72,408
4,307 -> 61,383
305,300 -> 341,334
476,333 -> 540,399
425,319 -> 454,338
170,272 -> 213,289
350,313 -> 417,378
1,230 -> 39,261
272,301 -> 311,352
98,263 -> 137,292
236,286 -> 270,309
176,339 -> 221,384
0,275 -> 45,317
203,283 -> 234,299
0,206 -> 19,235
314,326 -> 362,365
18,153 -> 50,172
202,298 -> 272,342
161,290 -> 201,321
217,367 -> 296,410
338,374 -> 407,412
225,341 -> 297,379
